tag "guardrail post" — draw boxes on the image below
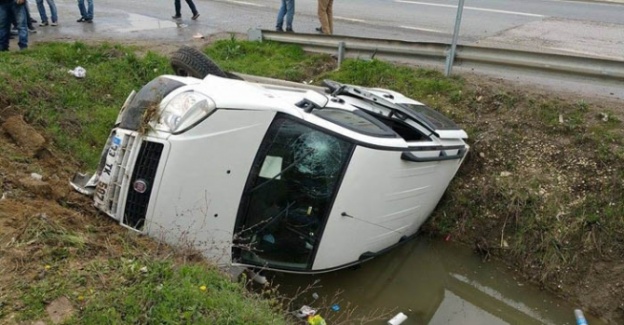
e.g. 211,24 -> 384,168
445,0 -> 465,76
337,41 -> 346,68
248,28 -> 263,42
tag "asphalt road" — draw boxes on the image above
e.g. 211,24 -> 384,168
33,0 -> 624,58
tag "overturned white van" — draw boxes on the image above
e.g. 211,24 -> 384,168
72,47 -> 469,274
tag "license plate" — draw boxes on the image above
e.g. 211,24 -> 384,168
94,136 -> 122,209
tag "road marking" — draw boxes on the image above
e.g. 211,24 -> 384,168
335,16 -> 365,23
399,25 -> 446,34
226,0 -> 265,7
395,0 -> 545,18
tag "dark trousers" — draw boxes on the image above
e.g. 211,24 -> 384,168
174,0 -> 198,16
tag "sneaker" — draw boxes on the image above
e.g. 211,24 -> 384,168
285,28 -> 294,33
39,21 -> 49,26
172,14 -> 181,19
315,27 -> 323,33
28,28 -> 37,34
85,19 -> 93,23
77,17 -> 86,22
30,18 -> 37,24
51,22 -> 57,26
191,13 -> 200,20
276,27 -> 283,32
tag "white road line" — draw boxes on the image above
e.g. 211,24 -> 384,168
400,25 -> 446,34
226,0 -> 265,7
334,16 -> 365,23
395,0 -> 545,18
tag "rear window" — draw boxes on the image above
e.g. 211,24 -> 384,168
313,108 -> 397,138
400,104 -> 460,130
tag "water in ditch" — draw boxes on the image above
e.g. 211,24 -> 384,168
270,238 -> 604,325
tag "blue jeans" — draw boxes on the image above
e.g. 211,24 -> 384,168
275,0 -> 295,30
0,2 -> 28,50
77,0 -> 93,20
174,0 -> 198,16
36,0 -> 58,23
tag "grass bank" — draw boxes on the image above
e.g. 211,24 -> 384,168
0,39 -> 622,323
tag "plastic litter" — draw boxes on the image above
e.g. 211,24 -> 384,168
193,33 -> 205,39
331,303 -> 340,311
295,305 -> 317,319
307,314 -> 326,325
388,312 -> 408,325
68,66 -> 86,78
574,309 -> 588,325
30,172 -> 43,181
312,292 -> 319,300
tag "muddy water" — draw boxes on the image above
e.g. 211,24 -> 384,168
272,238 -> 604,325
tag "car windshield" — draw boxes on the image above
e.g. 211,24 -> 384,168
235,115 -> 354,270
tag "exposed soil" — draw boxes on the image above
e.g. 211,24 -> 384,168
0,39 -> 622,324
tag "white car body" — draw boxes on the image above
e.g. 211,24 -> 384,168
75,73 -> 469,274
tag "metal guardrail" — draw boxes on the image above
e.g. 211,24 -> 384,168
248,29 -> 624,81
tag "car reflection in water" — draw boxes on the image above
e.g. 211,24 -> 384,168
272,238 -> 605,325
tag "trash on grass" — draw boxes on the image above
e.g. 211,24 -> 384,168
68,66 -> 86,78
295,305 -> 317,319
388,312 -> 408,325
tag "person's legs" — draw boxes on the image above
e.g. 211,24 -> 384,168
13,2 -> 28,50
46,0 -> 58,23
77,0 -> 87,20
184,0 -> 198,16
317,0 -> 330,34
24,1 -> 35,30
275,0 -> 286,31
327,0 -> 333,34
36,0 -> 48,24
173,0 -> 181,17
285,0 -> 294,31
0,2 -> 11,51
86,0 -> 93,20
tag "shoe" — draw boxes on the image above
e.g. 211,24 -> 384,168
51,22 -> 57,26
172,14 -> 181,19
285,28 -> 294,33
39,21 -> 49,26
85,19 -> 93,23
77,17 -> 86,22
315,27 -> 323,32
276,27 -> 283,32
191,13 -> 200,20
30,18 -> 37,24
28,28 -> 37,34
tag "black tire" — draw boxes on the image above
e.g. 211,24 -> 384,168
170,46 -> 228,79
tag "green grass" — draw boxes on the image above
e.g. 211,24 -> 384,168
0,42 -> 169,167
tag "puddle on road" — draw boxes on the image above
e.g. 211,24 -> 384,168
272,238 -> 604,325
116,13 -> 178,33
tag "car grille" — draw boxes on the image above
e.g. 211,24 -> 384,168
123,141 -> 163,230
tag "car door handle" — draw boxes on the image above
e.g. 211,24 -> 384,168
401,148 -> 467,162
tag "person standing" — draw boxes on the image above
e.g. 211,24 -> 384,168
172,0 -> 200,20
36,0 -> 58,26
317,0 -> 333,35
1,0 -> 28,51
76,0 -> 93,23
275,0 -> 295,32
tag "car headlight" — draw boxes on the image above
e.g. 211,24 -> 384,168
154,91 -> 216,133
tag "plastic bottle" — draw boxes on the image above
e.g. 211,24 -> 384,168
574,309 -> 588,325
388,312 -> 408,325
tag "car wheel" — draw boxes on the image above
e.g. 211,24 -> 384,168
170,46 -> 229,79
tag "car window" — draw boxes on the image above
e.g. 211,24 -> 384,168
313,108 -> 397,138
